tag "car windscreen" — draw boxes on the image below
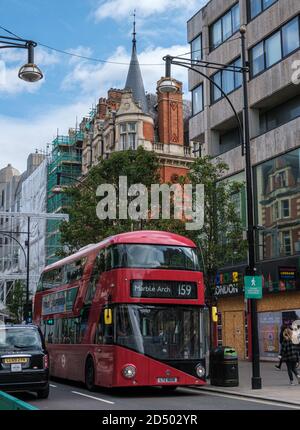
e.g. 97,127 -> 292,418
0,327 -> 42,351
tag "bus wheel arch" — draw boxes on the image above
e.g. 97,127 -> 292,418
85,355 -> 96,391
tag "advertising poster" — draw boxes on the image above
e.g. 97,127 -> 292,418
258,309 -> 300,359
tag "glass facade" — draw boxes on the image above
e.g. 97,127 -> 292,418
192,84 -> 203,115
250,16 -> 300,77
254,148 -> 300,261
210,3 -> 240,50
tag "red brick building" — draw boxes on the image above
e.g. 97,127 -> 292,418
81,28 -> 195,181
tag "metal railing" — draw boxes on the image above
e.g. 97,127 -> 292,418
0,390 -> 38,410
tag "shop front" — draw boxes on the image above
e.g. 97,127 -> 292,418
213,258 -> 300,361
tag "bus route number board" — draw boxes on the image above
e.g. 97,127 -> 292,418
130,280 -> 198,299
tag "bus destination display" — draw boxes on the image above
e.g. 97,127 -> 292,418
130,279 -> 198,299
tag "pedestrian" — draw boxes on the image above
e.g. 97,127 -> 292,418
275,324 -> 286,370
280,327 -> 300,385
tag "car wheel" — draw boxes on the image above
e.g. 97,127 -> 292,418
36,384 -> 50,399
85,357 -> 96,391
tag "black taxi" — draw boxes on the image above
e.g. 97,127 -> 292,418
0,324 -> 49,398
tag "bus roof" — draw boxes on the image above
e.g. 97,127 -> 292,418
44,230 -> 197,272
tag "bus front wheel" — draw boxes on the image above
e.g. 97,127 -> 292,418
85,357 -> 96,391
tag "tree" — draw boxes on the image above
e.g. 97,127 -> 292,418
6,280 -> 27,323
59,147 -> 186,253
187,155 -> 247,301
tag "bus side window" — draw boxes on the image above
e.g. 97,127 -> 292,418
66,258 -> 86,283
79,305 -> 91,342
105,248 -> 112,271
85,251 -> 105,304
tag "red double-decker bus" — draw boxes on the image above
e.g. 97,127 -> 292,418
34,231 -> 208,390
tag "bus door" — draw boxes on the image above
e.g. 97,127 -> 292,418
94,306 -> 114,387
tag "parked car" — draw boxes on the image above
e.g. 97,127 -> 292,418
0,324 -> 49,399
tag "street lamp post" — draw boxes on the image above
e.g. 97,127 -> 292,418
0,35 -> 43,82
159,27 -> 261,389
240,26 -> 261,390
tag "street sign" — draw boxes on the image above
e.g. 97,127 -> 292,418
244,275 -> 263,299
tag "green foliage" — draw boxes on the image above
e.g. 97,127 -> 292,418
59,147 -> 186,253
187,155 -> 247,295
6,280 -> 26,323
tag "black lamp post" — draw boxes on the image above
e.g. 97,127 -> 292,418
159,27 -> 261,389
0,35 -> 43,82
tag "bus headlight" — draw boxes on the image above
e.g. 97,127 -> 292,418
122,364 -> 136,379
195,364 -> 205,378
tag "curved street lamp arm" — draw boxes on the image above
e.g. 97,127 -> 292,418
0,233 -> 27,266
169,59 -> 244,155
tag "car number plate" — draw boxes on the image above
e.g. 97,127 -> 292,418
11,363 -> 22,372
157,377 -> 178,383
4,357 -> 28,364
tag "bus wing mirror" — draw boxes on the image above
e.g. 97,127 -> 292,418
104,308 -> 112,325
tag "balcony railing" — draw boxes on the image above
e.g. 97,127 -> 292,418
151,142 -> 194,158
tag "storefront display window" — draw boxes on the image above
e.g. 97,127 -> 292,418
258,309 -> 300,359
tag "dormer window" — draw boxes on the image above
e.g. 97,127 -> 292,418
120,122 -> 137,150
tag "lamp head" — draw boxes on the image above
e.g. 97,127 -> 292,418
18,63 -> 43,82
240,25 -> 247,35
157,78 -> 178,94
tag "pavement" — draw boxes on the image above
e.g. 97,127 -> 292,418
198,360 -> 300,407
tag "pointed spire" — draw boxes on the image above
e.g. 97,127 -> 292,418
125,12 -> 148,113
132,9 -> 136,49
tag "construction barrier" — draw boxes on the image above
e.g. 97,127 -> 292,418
0,390 -> 38,410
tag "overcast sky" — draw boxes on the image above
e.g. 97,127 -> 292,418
0,0 -> 208,172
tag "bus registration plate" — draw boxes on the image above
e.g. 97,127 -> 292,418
157,377 -> 178,383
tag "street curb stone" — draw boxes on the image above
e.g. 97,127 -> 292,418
193,386 -> 300,408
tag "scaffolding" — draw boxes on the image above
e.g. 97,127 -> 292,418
46,132 -> 83,265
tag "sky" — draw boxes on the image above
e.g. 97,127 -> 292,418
0,0 -> 208,172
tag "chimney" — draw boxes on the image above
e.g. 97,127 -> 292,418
156,78 -> 184,145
